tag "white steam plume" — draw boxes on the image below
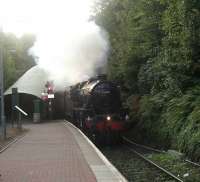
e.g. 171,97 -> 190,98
31,22 -> 109,90
0,0 -> 110,90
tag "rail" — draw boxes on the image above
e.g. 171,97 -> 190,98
123,137 -> 183,182
123,136 -> 200,169
122,137 -> 165,153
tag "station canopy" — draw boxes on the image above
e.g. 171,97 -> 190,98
4,65 -> 49,98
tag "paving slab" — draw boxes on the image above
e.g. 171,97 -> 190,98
0,121 -> 127,182
64,121 -> 127,182
0,122 -> 96,182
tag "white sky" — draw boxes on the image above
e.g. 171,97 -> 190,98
0,0 -> 94,36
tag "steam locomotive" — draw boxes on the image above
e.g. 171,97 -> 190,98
41,75 -> 125,143
66,75 -> 125,144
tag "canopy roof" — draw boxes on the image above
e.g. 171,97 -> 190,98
4,65 -> 49,98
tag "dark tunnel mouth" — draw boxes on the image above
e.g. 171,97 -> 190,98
4,93 -> 42,120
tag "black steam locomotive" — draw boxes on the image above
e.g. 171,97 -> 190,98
66,75 -> 125,143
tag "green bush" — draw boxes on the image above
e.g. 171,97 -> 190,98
131,86 -> 200,160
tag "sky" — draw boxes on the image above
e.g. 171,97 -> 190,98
0,0 -> 94,36
0,0 -> 109,89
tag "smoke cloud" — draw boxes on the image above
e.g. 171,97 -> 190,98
0,0 -> 110,90
31,22 -> 109,90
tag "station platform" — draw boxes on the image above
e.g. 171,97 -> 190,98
0,121 -> 127,182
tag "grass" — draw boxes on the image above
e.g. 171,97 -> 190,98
148,153 -> 200,182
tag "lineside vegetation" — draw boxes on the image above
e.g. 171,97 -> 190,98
0,32 -> 36,89
93,0 -> 200,161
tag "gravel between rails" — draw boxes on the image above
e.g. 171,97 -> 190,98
101,146 -> 177,182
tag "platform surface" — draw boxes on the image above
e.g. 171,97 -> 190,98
0,121 -> 127,182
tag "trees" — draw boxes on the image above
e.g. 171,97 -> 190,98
93,0 -> 200,98
1,33 -> 36,89
93,0 -> 200,159
94,0 -> 165,95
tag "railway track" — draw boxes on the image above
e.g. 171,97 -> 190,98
123,137 -> 183,181
185,159 -> 200,167
122,137 -> 200,182
122,137 -> 200,168
102,146 -> 177,181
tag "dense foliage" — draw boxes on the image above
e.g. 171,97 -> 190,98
0,32 -> 36,89
93,0 -> 200,160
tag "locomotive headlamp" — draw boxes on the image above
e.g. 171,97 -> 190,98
107,116 -> 111,121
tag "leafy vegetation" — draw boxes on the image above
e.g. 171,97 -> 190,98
93,0 -> 200,161
148,153 -> 200,182
0,32 -> 36,89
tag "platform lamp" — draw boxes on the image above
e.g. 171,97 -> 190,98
0,30 -> 6,140
0,26 -> 16,140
